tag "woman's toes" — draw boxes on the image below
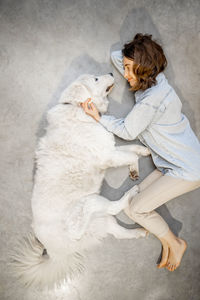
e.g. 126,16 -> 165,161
166,262 -> 171,271
171,265 -> 175,272
166,263 -> 175,272
169,266 -> 173,272
174,262 -> 180,270
165,238 -> 187,272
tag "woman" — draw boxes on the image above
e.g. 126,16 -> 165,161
80,33 -> 200,272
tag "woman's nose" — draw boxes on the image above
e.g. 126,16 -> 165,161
124,71 -> 128,79
123,68 -> 128,78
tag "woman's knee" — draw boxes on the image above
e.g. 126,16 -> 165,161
129,201 -> 150,220
123,203 -> 143,221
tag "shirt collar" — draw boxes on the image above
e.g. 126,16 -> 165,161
135,72 -> 166,103
156,72 -> 166,84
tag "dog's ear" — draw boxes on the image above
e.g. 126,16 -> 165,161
59,83 -> 91,106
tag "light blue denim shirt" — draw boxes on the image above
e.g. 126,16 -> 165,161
99,50 -> 200,181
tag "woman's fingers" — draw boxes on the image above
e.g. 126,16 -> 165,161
81,98 -> 93,112
81,98 -> 90,109
90,102 -> 95,108
80,98 -> 100,121
85,98 -> 92,105
90,102 -> 98,113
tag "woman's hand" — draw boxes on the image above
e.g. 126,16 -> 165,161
80,98 -> 101,122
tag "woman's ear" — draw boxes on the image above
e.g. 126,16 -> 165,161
58,83 -> 91,106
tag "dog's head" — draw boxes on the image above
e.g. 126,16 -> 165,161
58,73 -> 114,113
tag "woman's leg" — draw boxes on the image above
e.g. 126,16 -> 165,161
123,168 -> 163,218
124,173 -> 200,271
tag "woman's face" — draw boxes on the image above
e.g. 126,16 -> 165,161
123,56 -> 138,88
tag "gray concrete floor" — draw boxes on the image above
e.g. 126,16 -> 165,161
1,0 -> 200,299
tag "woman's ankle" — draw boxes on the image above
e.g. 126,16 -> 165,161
159,230 -> 184,248
158,229 -> 176,245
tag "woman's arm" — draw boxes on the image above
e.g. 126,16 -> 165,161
99,102 -> 155,140
80,99 -> 132,140
99,115 -> 134,140
110,50 -> 125,76
123,102 -> 156,139
81,99 -> 156,141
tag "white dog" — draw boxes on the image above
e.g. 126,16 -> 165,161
10,73 -> 150,290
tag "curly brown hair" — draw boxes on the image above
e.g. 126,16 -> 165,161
122,33 -> 167,91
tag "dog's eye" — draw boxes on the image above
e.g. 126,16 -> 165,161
95,78 -> 98,81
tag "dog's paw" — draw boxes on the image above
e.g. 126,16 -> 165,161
68,230 -> 83,241
134,228 -> 149,239
141,147 -> 151,156
129,170 -> 139,180
71,236 -> 82,242
123,184 -> 139,200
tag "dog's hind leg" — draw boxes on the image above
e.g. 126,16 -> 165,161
67,189 -> 139,240
105,215 -> 148,239
86,187 -> 139,217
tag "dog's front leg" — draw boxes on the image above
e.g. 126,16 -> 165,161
101,150 -> 140,180
116,145 -> 151,180
116,144 -> 151,156
101,150 -> 139,169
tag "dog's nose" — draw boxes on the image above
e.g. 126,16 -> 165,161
109,72 -> 114,77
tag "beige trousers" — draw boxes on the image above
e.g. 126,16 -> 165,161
124,170 -> 200,237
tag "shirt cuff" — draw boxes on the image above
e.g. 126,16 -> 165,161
99,115 -> 112,127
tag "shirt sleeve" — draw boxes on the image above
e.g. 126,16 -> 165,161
99,102 -> 156,140
110,50 -> 125,76
99,114 -> 133,140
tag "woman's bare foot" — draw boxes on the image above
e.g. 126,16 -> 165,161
157,242 -> 169,268
157,230 -> 187,272
165,238 -> 187,271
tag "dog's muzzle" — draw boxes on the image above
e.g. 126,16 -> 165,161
106,84 -> 114,92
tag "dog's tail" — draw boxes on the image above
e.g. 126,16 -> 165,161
8,232 -> 85,290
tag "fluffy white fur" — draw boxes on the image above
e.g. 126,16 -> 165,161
9,74 -> 150,290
